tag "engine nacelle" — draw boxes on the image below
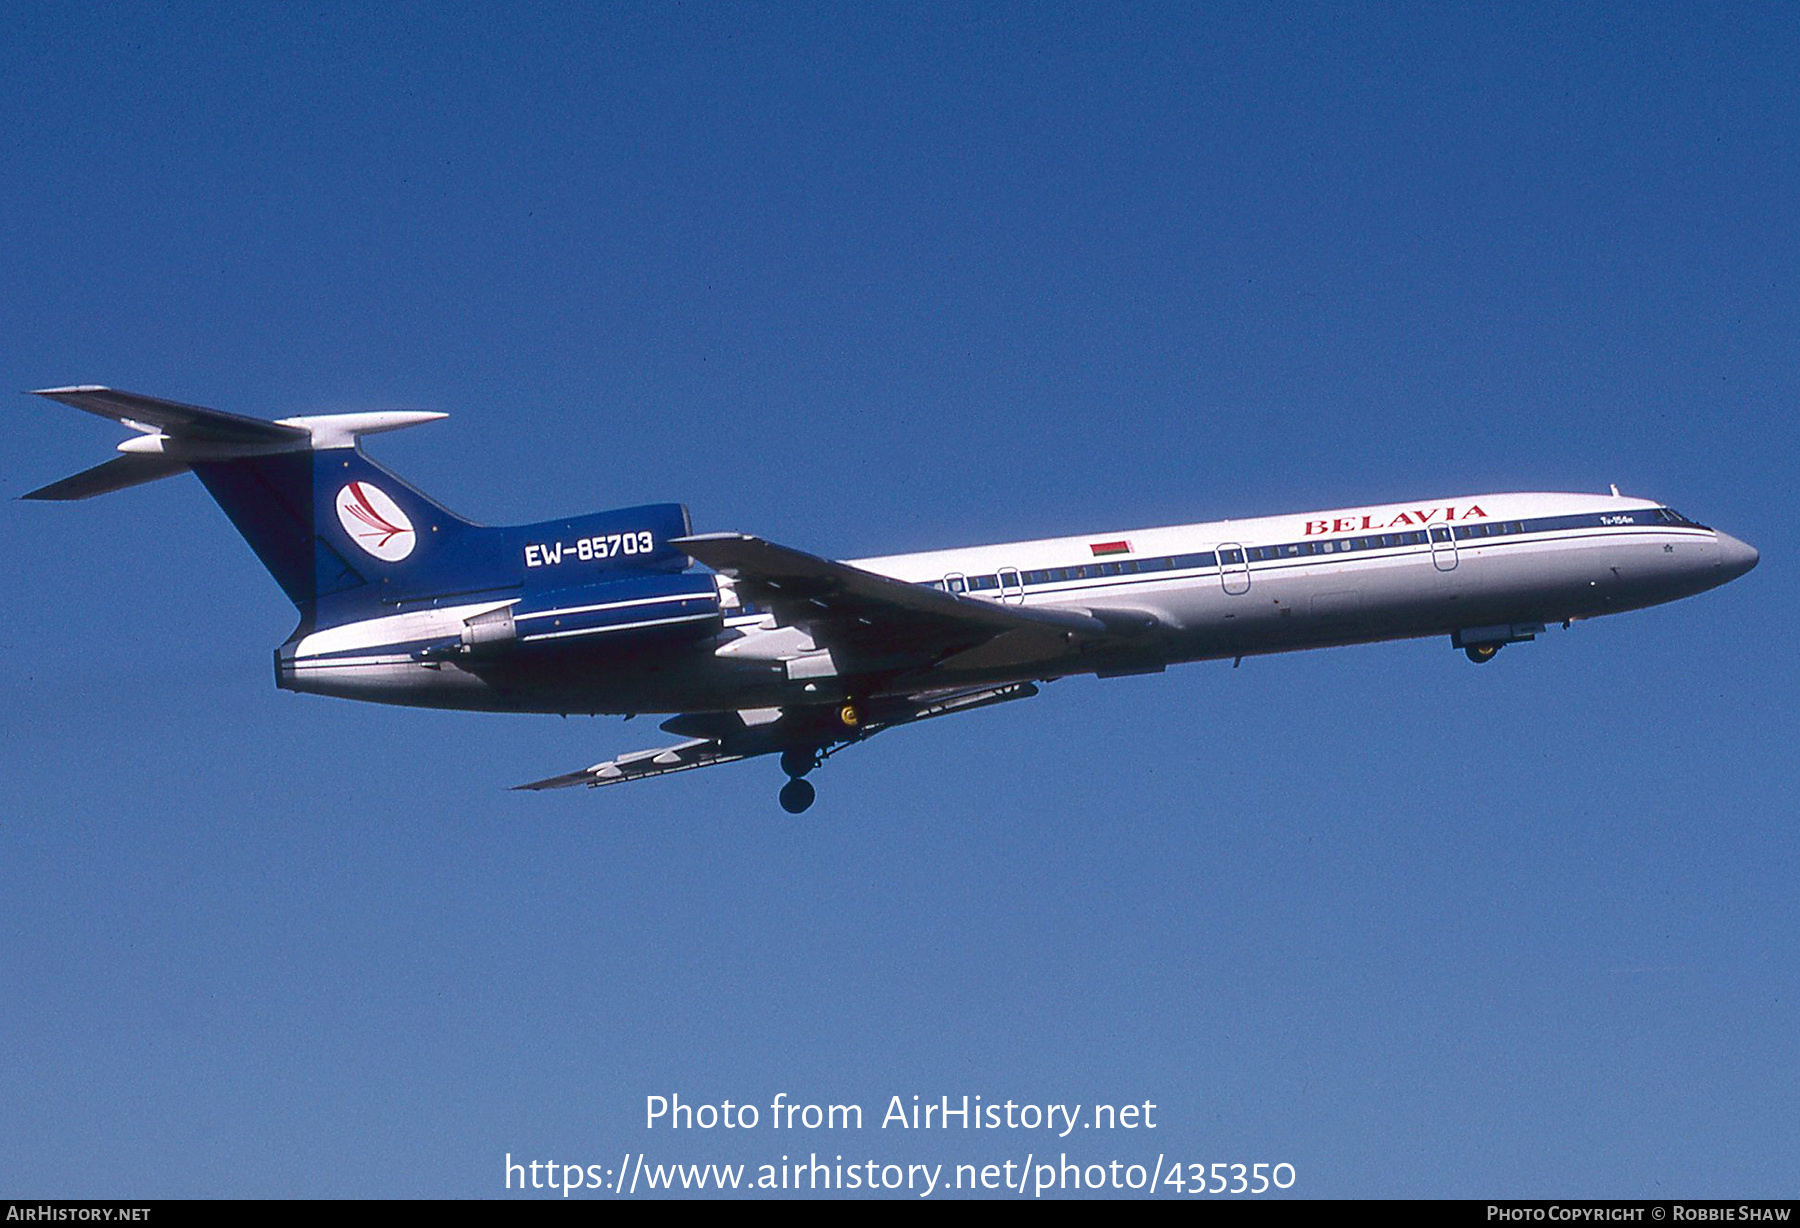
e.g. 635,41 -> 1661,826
461,605 -> 517,653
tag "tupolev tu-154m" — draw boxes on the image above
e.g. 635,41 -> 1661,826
26,387 -> 1759,812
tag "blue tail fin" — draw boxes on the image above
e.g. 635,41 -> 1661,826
190,448 -> 479,613
27,387 -> 694,630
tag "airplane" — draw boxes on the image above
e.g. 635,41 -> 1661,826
25,386 -> 1759,813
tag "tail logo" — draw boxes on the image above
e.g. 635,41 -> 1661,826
335,482 -> 416,562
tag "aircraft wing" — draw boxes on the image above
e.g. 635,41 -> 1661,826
673,532 -> 1117,666
516,682 -> 1039,791
515,737 -> 748,790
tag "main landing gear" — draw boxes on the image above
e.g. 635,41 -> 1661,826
774,702 -> 862,814
778,777 -> 816,814
778,747 -> 822,814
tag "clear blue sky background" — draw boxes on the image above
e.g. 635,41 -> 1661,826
3,2 -> 1794,1199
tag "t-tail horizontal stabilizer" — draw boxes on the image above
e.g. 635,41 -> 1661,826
23,453 -> 191,501
22,386 -> 446,500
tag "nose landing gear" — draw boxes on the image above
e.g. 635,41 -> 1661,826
1453,623 -> 1544,663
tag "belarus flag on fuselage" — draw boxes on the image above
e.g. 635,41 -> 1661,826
1089,540 -> 1131,557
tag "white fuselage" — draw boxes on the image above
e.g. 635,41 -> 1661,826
845,491 -> 1714,635
282,490 -> 1757,714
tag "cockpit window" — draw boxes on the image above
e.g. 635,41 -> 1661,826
1656,507 -> 1710,529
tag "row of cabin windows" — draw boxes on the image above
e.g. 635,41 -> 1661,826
1456,521 -> 1528,540
935,532 -> 1442,592
924,510 -> 1694,595
725,509 -> 1700,611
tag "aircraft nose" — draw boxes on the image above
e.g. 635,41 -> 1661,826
1715,531 -> 1759,581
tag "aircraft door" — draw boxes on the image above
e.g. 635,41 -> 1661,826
943,572 -> 968,595
1429,523 -> 1458,571
997,566 -> 1025,605
1219,542 -> 1251,595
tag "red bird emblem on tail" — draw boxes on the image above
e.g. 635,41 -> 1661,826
335,482 -> 416,562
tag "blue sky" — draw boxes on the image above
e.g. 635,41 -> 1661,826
3,2 -> 1794,1198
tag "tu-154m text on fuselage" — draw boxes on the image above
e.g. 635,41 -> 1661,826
26,387 -> 1759,812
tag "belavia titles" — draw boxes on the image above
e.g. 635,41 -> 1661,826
27,387 -> 1758,812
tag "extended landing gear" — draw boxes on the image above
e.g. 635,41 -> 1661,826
773,703 -> 863,813
780,747 -> 820,779
778,746 -> 823,814
778,777 -> 816,814
1454,624 -> 1542,664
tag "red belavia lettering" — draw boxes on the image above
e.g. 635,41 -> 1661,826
1304,506 -> 1488,535
27,387 -> 1759,813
